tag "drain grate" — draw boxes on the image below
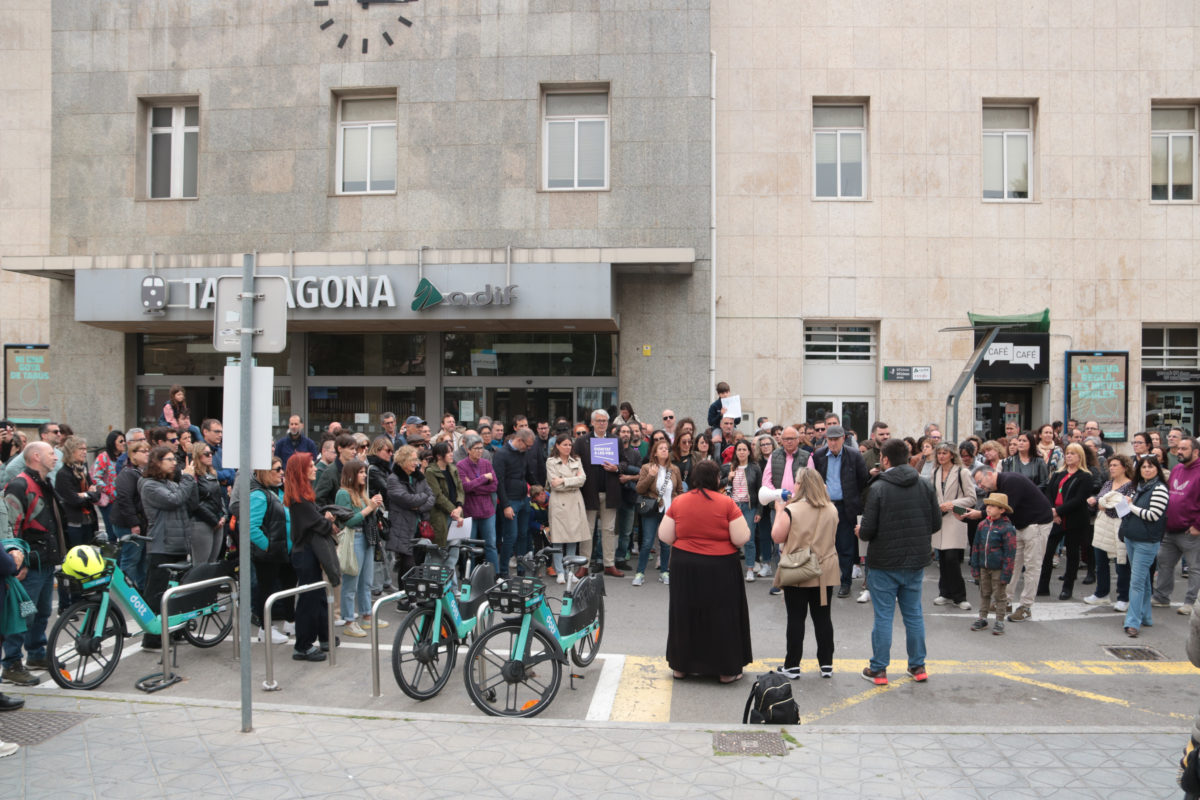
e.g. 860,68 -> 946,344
0,710 -> 94,746
712,731 -> 789,756
1104,645 -> 1167,661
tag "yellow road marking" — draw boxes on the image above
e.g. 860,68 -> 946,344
991,671 -> 1192,720
747,659 -> 1200,677
800,679 -> 909,724
609,655 -> 673,722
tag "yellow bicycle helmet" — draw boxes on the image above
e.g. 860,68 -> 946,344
62,545 -> 106,580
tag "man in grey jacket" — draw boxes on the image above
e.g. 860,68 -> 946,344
857,438 -> 941,687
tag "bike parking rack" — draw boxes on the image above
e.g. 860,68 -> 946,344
137,576 -> 239,694
369,589 -> 408,697
262,580 -> 335,691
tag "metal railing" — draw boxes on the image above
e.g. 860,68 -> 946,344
137,575 -> 238,694
261,580 -> 335,691
369,589 -> 408,697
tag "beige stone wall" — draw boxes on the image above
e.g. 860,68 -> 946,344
712,0 -> 1196,439
0,1 -> 52,427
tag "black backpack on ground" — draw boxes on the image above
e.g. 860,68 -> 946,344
742,672 -> 800,725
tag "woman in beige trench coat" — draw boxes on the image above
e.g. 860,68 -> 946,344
546,433 -> 589,583
932,442 -> 976,610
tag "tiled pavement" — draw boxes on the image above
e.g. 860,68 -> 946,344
0,691 -> 1187,799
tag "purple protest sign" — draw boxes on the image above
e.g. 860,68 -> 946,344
589,437 -> 619,466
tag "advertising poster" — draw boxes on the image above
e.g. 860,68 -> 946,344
1066,351 -> 1128,441
5,345 -> 51,424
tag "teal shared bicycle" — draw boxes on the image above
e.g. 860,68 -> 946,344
392,538 -> 496,700
462,545 -> 605,718
46,538 -> 234,690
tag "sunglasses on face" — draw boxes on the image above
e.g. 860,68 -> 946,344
662,415 -> 674,420
272,465 -> 284,472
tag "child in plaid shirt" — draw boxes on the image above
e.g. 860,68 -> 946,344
969,493 -> 1017,635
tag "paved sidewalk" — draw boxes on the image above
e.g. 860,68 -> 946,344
0,689 -> 1187,799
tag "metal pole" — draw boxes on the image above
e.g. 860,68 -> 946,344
262,580 -> 334,691
238,252 -> 255,731
370,589 -> 407,697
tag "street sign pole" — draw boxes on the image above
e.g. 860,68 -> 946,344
237,253 -> 254,733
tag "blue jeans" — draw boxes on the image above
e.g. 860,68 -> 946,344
1125,539 -> 1159,631
616,504 -> 636,562
755,507 -> 775,566
866,567 -> 927,672
637,512 -> 669,574
3,566 -> 54,667
339,529 -> 375,621
115,526 -> 149,594
736,501 -> 756,568
498,496 -> 531,578
473,514 -> 499,574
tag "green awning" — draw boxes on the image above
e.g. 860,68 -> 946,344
967,308 -> 1050,333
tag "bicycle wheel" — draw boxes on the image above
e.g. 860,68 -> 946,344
570,595 -> 604,668
47,599 -> 125,690
392,606 -> 457,700
182,588 -> 234,648
463,623 -> 561,718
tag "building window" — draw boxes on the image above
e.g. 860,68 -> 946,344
813,105 -> 866,199
1143,326 -> 1199,369
148,104 -> 198,199
543,90 -> 609,190
337,97 -> 396,194
1151,107 -> 1196,201
804,324 -> 877,363
982,106 -> 1032,200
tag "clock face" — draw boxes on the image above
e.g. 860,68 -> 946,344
314,0 -> 419,54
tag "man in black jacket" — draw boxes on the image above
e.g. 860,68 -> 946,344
858,438 -> 941,686
971,468 -> 1054,622
493,429 -> 536,579
614,422 -> 643,572
808,425 -> 871,598
573,409 -> 625,577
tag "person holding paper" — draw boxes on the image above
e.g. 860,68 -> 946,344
707,381 -> 732,429
1121,455 -> 1170,637
1086,454 -> 1135,610
426,442 -> 465,547
573,409 -> 625,577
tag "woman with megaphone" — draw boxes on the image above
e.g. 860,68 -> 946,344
769,469 -> 840,680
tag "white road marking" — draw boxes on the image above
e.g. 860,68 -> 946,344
585,653 -> 625,722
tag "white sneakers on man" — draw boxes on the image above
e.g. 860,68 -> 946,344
857,589 -> 870,603
1083,594 -> 1110,606
257,626 -> 289,644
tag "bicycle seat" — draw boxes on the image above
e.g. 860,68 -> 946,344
562,556 -> 589,568
159,561 -> 192,574
459,562 -> 496,619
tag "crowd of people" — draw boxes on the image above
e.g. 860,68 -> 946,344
1,381 -> 1199,755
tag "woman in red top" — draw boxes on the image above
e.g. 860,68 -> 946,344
658,459 -> 752,683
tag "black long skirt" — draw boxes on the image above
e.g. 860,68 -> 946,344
666,548 -> 753,676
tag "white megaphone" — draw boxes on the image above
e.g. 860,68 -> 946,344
759,486 -> 792,506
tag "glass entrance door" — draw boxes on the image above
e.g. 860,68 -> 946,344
1145,386 -> 1196,435
444,387 -> 577,429
974,386 -> 1032,441
803,398 -> 874,442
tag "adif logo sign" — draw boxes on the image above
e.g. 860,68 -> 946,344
985,341 -> 1041,369
411,277 -> 517,311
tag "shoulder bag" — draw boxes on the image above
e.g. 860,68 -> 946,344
336,526 -> 360,577
777,546 -> 822,586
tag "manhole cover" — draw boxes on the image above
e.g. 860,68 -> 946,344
1104,645 -> 1166,661
712,731 -> 789,756
0,710 -> 94,746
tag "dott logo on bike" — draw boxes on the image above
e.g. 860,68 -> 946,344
130,593 -> 153,619
411,277 -> 518,311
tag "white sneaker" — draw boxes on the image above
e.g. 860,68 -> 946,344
556,572 -> 566,585
0,740 -> 18,758
334,618 -> 347,627
759,564 -> 773,578
745,568 -> 756,583
1113,600 -> 1129,612
933,596 -> 949,606
632,573 -> 645,587
282,621 -> 296,635
956,600 -> 972,611
343,621 -> 367,638
857,590 -> 870,603
258,626 -> 289,644
852,565 -> 863,580
775,665 -> 801,680
1179,605 -> 1194,616
1083,594 -> 1110,606
659,571 -> 670,585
